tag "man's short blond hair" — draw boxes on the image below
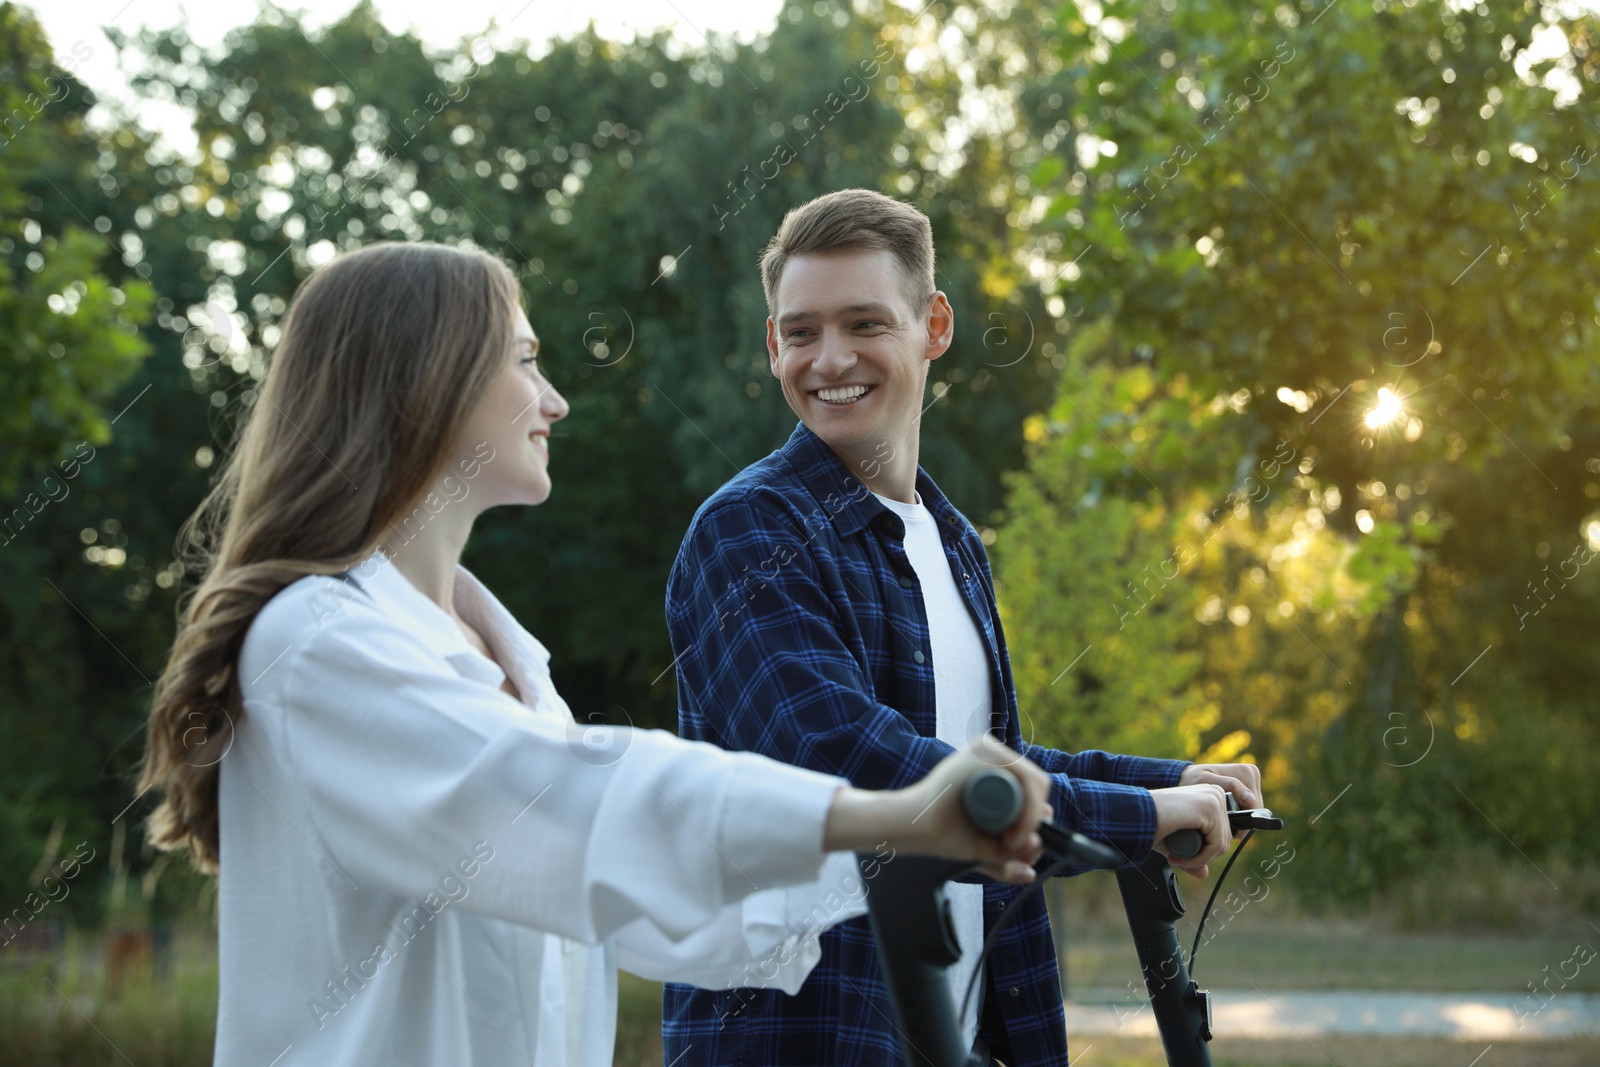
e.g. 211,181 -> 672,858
759,189 -> 936,318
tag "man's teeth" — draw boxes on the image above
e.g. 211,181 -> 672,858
816,385 -> 870,403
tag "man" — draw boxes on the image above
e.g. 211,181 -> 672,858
661,189 -> 1260,1066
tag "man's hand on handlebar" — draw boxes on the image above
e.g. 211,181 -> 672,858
1179,761 -> 1263,810
1149,783 -> 1232,878
822,736 -> 1053,886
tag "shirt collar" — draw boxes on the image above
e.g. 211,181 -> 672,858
777,421 -> 967,539
340,549 -> 552,678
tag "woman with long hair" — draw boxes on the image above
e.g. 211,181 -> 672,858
137,240 -> 1049,1066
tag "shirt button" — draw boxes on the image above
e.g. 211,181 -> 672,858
1009,987 -> 1020,997
997,901 -> 1006,910
898,574 -> 915,589
913,650 -> 925,664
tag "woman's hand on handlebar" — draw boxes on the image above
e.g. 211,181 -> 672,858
1149,783 -> 1233,878
822,736 -> 1053,886
908,737 -> 1054,884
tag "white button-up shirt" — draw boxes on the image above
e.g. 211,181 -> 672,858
218,548 -> 861,1067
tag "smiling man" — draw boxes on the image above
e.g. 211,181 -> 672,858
660,188 -> 1260,1066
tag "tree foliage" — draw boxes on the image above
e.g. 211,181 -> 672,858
3,0 -> 1596,923
0,0 -> 1053,912
994,0 -> 1600,905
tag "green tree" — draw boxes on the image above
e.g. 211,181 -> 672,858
0,4 -> 153,496
996,0 -> 1600,905
105,0 -> 1059,736
0,3 -> 164,917
0,0 -> 1066,916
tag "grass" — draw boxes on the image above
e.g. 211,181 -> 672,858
1051,866 -> 1600,996
1059,921 -> 1600,995
4,915 -> 1597,1067
0,927 -> 217,1067
616,970 -> 666,1067
0,929 -> 672,1067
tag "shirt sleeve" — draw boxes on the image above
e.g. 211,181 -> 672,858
274,606 -> 847,947
613,852 -> 869,992
1013,743 -> 1189,869
1020,745 -> 1189,790
670,497 -> 1166,863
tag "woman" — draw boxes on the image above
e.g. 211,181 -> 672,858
137,241 -> 1050,1067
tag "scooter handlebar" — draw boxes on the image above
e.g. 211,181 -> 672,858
959,767 -> 1024,837
1162,796 -> 1283,860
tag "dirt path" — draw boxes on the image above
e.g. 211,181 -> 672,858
1065,989 -> 1600,1039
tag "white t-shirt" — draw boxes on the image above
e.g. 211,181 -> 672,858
874,490 -> 994,1049
219,548 -> 860,1067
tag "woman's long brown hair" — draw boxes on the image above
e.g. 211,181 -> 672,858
139,241 -> 521,871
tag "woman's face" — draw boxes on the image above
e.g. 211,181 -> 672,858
454,305 -> 569,508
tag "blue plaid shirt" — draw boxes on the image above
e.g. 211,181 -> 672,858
662,421 -> 1187,1066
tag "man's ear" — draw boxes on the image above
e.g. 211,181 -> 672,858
924,292 -> 955,363
766,317 -> 781,376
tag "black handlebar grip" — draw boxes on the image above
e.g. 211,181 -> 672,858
961,768 -> 1023,837
1161,792 -> 1240,860
1164,828 -> 1204,860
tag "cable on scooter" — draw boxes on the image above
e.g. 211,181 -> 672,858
956,821 -> 1264,1033
953,848 -> 1078,1039
1183,828 -> 1254,976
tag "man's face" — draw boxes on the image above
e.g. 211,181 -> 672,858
766,247 -> 952,458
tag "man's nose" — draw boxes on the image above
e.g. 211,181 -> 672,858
813,328 -> 856,375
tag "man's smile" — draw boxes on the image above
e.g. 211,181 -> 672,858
811,384 -> 876,406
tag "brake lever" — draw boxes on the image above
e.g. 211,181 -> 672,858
960,768 -> 1126,871
1037,820 -> 1123,869
1230,807 -> 1283,833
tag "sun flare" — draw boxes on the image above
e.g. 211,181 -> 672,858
1365,386 -> 1403,429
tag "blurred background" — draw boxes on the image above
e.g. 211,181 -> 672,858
2,0 -> 1598,1062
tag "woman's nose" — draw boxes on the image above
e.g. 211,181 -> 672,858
544,383 -> 570,422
